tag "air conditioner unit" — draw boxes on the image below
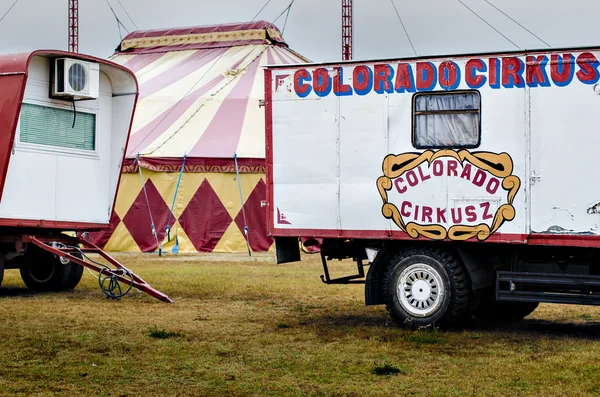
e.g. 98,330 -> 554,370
52,58 -> 100,100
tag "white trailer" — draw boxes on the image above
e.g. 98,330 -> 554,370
265,47 -> 600,327
0,50 -> 170,302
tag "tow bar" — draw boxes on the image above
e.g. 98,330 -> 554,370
22,235 -> 173,303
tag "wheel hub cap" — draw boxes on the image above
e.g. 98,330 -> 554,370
397,263 -> 445,317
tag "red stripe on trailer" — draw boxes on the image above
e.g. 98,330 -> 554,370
264,68 -> 275,237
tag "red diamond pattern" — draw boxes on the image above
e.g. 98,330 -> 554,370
88,210 -> 121,249
179,178 -> 233,252
122,180 -> 176,252
234,179 -> 273,252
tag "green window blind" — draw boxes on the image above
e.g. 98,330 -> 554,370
19,103 -> 96,150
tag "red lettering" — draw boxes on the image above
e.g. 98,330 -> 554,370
401,201 -> 412,217
447,160 -> 458,176
550,54 -> 574,87
406,170 -> 419,187
313,68 -> 331,96
472,169 -> 486,187
333,67 -> 352,95
487,178 -> 500,194
416,62 -> 436,91
414,205 -> 420,221
465,205 -> 477,222
489,58 -> 500,88
353,66 -> 373,94
526,55 -> 550,87
374,64 -> 394,94
576,52 -> 600,84
502,57 -> 525,88
418,165 -> 431,182
394,63 -> 416,93
439,61 -> 460,90
460,163 -> 472,180
465,59 -> 486,88
451,208 -> 462,223
480,202 -> 493,220
394,177 -> 407,194
294,69 -> 311,96
422,206 -> 433,223
437,207 -> 447,223
433,160 -> 443,176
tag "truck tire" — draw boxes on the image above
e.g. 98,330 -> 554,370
20,247 -> 83,292
384,247 -> 470,328
0,256 -> 4,288
474,287 -> 539,323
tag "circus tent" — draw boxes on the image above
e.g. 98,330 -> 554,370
89,21 -> 307,253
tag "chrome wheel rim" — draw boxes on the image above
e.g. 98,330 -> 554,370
397,263 -> 445,317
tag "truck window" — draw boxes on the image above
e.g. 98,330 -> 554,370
19,103 -> 96,151
412,91 -> 480,149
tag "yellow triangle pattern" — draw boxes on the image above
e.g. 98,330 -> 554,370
108,171 -> 272,253
104,221 -> 141,252
206,172 -> 263,219
212,221 -> 249,253
114,172 -> 148,219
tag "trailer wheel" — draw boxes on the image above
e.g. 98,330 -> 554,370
20,247 -> 83,292
384,247 -> 470,328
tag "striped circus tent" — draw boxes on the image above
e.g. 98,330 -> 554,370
89,21 -> 308,253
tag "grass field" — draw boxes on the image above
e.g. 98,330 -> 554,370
1,252 -> 600,396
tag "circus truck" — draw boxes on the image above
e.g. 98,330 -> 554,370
265,46 -> 600,327
0,50 -> 171,302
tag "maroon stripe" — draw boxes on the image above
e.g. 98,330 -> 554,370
118,41 -> 280,54
278,48 -> 302,64
187,51 -> 265,157
139,48 -> 227,98
123,157 -> 265,170
127,53 -> 251,156
267,47 -> 275,65
122,21 -> 284,42
121,53 -> 164,73
274,47 -> 293,64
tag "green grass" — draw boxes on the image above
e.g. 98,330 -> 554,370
0,252 -> 600,396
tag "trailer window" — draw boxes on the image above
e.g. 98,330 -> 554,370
19,103 -> 96,151
413,91 -> 480,148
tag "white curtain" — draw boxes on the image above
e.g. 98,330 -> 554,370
414,92 -> 479,147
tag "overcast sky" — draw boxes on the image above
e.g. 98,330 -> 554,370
1,0 -> 599,62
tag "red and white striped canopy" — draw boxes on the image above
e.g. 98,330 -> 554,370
110,21 -> 307,161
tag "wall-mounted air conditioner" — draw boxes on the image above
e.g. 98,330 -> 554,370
52,58 -> 100,100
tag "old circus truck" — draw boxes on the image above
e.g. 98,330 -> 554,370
265,47 -> 600,327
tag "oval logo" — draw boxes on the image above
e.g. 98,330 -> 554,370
377,150 -> 521,241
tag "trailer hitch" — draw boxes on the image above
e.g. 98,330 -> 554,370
24,235 -> 173,303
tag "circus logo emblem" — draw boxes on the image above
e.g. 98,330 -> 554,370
376,150 -> 520,241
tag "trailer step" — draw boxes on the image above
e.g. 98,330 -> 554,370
497,271 -> 600,305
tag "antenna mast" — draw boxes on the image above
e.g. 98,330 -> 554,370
68,0 -> 79,52
342,0 -> 352,60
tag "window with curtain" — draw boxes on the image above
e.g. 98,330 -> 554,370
19,103 -> 96,151
413,91 -> 480,148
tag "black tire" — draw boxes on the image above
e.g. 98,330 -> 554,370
20,246 -> 83,292
384,247 -> 470,328
0,256 -> 4,288
474,287 -> 539,323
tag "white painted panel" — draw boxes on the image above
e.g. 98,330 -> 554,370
530,55 -> 600,235
338,93 -> 392,231
272,96 -> 339,230
0,55 -> 136,226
